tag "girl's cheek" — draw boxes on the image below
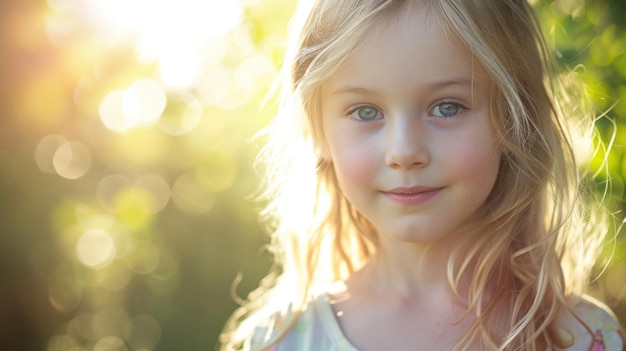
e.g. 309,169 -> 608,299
331,132 -> 380,184
346,152 -> 378,183
447,136 -> 500,182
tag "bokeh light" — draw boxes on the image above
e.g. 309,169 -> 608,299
126,314 -> 162,350
197,65 -> 231,106
76,228 -> 117,268
99,90 -> 135,132
158,93 -> 203,136
97,174 -> 134,212
1,0 -> 624,350
93,336 -> 127,351
48,270 -> 83,312
127,241 -> 160,275
97,262 -> 133,291
171,171 -> 215,215
47,335 -> 81,351
99,82 -> 167,132
125,80 -> 167,125
35,134 -> 68,174
53,141 -> 92,180
134,175 -> 171,214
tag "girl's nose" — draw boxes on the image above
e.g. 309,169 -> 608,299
384,116 -> 430,170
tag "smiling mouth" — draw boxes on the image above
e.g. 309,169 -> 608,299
382,186 -> 442,205
384,186 -> 441,195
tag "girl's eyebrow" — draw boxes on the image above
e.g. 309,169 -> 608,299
330,77 -> 477,96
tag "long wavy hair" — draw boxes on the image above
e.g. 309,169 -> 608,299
220,0 -> 611,350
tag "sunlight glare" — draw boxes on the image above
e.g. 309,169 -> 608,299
129,0 -> 243,52
80,0 -> 243,89
158,46 -> 201,91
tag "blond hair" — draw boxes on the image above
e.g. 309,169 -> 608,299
220,0 -> 611,350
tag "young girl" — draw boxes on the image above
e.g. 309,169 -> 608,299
221,0 -> 626,350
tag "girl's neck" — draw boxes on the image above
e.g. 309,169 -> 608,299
327,237 -> 485,351
350,235 -> 474,302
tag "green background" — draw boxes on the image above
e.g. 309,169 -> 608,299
0,0 -> 624,350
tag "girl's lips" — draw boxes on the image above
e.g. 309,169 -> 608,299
382,187 -> 443,206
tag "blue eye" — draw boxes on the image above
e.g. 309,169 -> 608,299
431,102 -> 462,118
349,106 -> 382,121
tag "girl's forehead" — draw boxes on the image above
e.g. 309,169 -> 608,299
363,3 -> 467,60
323,3 -> 488,93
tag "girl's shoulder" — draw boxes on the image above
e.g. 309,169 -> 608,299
243,294 -> 626,351
245,294 -> 357,351
554,295 -> 625,351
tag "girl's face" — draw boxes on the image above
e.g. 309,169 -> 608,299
320,6 -> 501,244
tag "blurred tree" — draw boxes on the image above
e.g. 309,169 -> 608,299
0,1 -> 623,351
533,0 -> 626,319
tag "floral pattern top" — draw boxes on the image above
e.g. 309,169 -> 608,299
247,294 -> 625,351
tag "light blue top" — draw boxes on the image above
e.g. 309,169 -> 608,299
247,294 -> 625,351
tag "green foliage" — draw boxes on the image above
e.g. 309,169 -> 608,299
0,0 -> 623,350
